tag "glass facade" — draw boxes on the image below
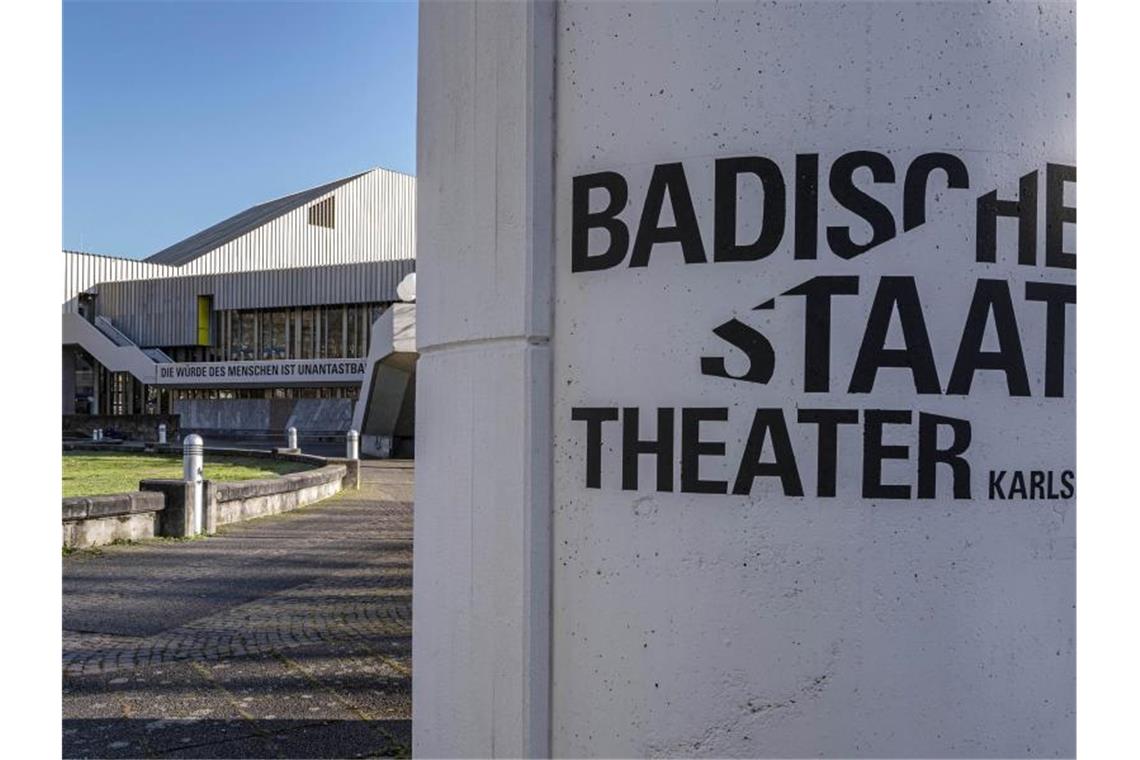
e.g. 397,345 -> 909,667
95,369 -> 155,416
212,303 -> 385,362
70,301 -> 389,416
72,350 -> 95,414
262,310 -> 287,359
323,306 -> 344,358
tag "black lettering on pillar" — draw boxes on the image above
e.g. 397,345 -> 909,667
976,171 -> 1038,265
630,163 -> 707,267
680,407 -> 729,494
732,409 -> 804,497
1053,471 -> 1071,501
784,276 -> 860,392
826,151 -> 898,259
571,172 -> 630,272
1045,163 -> 1077,269
947,279 -> 1031,396
903,152 -> 970,231
863,409 -> 912,499
1025,282 -> 1076,398
849,276 -> 942,394
622,407 -> 675,492
794,154 -> 820,260
701,318 -> 775,385
917,412 -> 972,499
797,408 -> 859,497
714,157 -> 786,262
571,407 -> 619,488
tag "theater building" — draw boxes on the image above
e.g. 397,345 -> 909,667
62,168 -> 417,453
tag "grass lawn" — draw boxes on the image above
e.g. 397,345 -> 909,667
62,451 -> 314,498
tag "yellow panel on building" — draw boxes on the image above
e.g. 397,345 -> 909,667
196,295 -> 212,345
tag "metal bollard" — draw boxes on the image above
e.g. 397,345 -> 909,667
158,423 -> 167,445
183,434 -> 204,536
346,429 -> 360,460
91,429 -> 99,442
95,428 -> 103,442
287,426 -> 298,450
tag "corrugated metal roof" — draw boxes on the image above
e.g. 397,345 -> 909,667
145,170 -> 371,266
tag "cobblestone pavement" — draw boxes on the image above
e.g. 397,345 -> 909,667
63,461 -> 413,759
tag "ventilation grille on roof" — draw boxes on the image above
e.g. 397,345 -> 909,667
308,197 -> 335,228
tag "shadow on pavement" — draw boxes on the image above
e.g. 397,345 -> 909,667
63,718 -> 411,759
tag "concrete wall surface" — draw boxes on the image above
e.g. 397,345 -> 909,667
416,1 -> 1074,758
173,398 -> 355,434
413,1 -> 554,757
62,491 -> 164,549
208,464 -> 348,528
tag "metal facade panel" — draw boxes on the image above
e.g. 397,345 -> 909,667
94,259 -> 415,347
155,168 -> 416,275
62,251 -> 174,313
146,172 -> 369,265
63,169 -> 417,347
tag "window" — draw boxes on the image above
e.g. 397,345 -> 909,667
73,350 -> 95,414
323,306 -> 344,358
229,312 -> 257,361
301,309 -> 316,359
347,306 -> 365,357
110,372 -> 129,415
308,197 -> 335,228
260,310 -> 288,359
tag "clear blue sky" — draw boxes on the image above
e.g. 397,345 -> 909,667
64,0 -> 418,259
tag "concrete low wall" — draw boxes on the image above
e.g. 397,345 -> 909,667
62,447 -> 360,548
206,463 -> 347,529
62,491 -> 165,549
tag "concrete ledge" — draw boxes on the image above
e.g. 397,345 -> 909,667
62,491 -> 165,522
208,463 -> 348,528
63,413 -> 179,443
62,491 -> 164,549
62,446 -> 360,548
326,457 -> 361,490
63,441 -> 134,451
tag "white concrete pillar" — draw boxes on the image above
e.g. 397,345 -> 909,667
417,1 -> 1074,758
413,1 -> 554,757
183,434 -> 204,536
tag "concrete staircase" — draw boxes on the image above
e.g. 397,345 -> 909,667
63,312 -> 158,384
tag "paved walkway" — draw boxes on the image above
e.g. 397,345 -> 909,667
63,461 -> 414,759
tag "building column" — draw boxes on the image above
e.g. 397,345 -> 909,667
413,1 -> 555,757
